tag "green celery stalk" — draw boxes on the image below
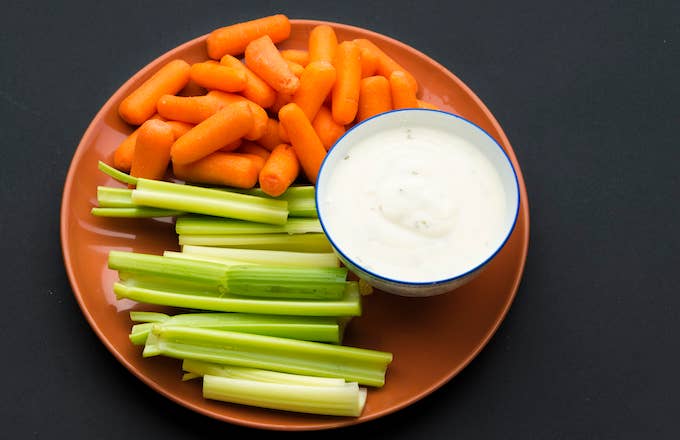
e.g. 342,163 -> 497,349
97,187 -> 135,208
162,251 -> 255,267
182,359 -> 347,386
114,280 -> 362,316
131,178 -> 288,225
202,375 -> 367,417
182,245 -> 340,268
178,233 -> 333,252
143,324 -> 392,387
238,186 -> 317,218
129,311 -> 169,323
175,216 -> 322,235
91,207 -> 183,218
98,161 -> 138,185
128,312 -> 341,345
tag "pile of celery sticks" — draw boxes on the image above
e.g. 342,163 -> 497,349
92,161 -> 392,417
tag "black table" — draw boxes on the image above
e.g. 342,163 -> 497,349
2,1 -> 677,437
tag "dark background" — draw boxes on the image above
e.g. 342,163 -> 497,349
1,0 -> 678,438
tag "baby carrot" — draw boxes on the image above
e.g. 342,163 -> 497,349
259,143 -> 300,197
417,99 -> 440,110
256,118 -> 284,151
178,80 -> 206,97
312,106 -> 346,150
206,14 -> 291,59
156,94 -> 222,124
172,151 -> 261,188
269,92 -> 293,115
130,120 -> 174,181
278,121 -> 290,143
237,141 -> 271,161
219,55 -> 276,109
278,103 -> 327,184
219,138 -> 243,153
389,71 -> 418,109
353,38 -> 418,92
359,45 -> 379,78
331,41 -> 362,125
170,101 -> 253,165
236,152 -> 267,173
245,35 -> 300,95
308,25 -> 338,64
113,114 -> 164,172
293,61 -> 337,122
280,49 -> 309,66
285,59 -> 305,78
165,120 -> 194,140
189,62 -> 247,92
206,91 -> 267,140
118,59 -> 190,125
357,75 -> 392,122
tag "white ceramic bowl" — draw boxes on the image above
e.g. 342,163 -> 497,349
316,109 -> 520,297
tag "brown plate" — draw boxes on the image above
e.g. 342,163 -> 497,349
60,19 -> 530,430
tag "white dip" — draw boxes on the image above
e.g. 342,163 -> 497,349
320,125 -> 509,283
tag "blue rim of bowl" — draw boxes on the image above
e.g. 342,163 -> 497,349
315,108 -> 521,287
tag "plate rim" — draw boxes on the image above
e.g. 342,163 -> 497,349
60,18 -> 530,431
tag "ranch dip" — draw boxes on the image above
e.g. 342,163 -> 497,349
319,125 -> 508,283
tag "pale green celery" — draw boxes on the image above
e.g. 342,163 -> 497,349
129,311 -> 170,323
162,251 -> 255,267
98,161 -> 138,185
203,375 -> 366,417
128,312 -> 341,345
178,233 -> 332,252
131,178 -> 288,225
225,265 -> 347,300
182,372 -> 201,381
239,186 -> 317,218
114,281 -> 362,316
175,216 -> 322,235
143,324 -> 392,387
202,375 -> 366,417
182,245 -> 340,268
97,187 -> 135,208
91,207 -> 183,218
182,359 -> 347,387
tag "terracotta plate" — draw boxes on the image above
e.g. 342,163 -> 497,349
60,19 -> 530,430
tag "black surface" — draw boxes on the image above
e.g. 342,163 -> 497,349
1,1 -> 678,438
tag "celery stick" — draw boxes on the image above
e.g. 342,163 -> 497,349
97,187 -> 135,208
162,251 -> 255,267
91,207 -> 183,218
182,360 -> 347,387
175,216 -> 322,235
143,325 -> 392,386
202,375 -> 366,416
225,265 -> 348,300
178,233 -> 333,252
132,178 -> 288,225
128,312 -> 341,345
182,245 -> 340,268
182,372 -> 201,381
98,161 -> 138,185
114,280 -> 362,316
239,186 -> 317,218
129,311 -> 169,323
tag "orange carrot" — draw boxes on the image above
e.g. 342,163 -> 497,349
206,14 -> 291,59
172,151 -> 261,188
278,121 -> 290,143
269,91 -> 293,115
189,62 -> 247,92
293,61 -> 337,122
278,103 -> 327,184
280,49 -> 310,66
389,71 -> 418,109
331,41 -> 362,125
259,143 -> 300,197
219,138 -> 243,153
285,59 -> 305,78
237,141 -> 271,161
130,120 -> 174,181
156,94 -> 222,124
178,80 -> 206,97
353,38 -> 418,92
113,114 -> 165,172
359,45 -> 379,78
417,99 -> 440,110
256,118 -> 284,151
219,55 -> 276,109
357,75 -> 392,122
245,35 -> 300,95
308,25 -> 338,64
118,59 -> 190,125
236,152 -> 266,173
170,101 -> 253,165
165,120 -> 194,139
312,106 -> 346,150
206,91 -> 267,140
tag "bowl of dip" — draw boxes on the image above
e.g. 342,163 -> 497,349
316,109 -> 520,297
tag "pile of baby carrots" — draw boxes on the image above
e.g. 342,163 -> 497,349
112,14 -> 436,197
